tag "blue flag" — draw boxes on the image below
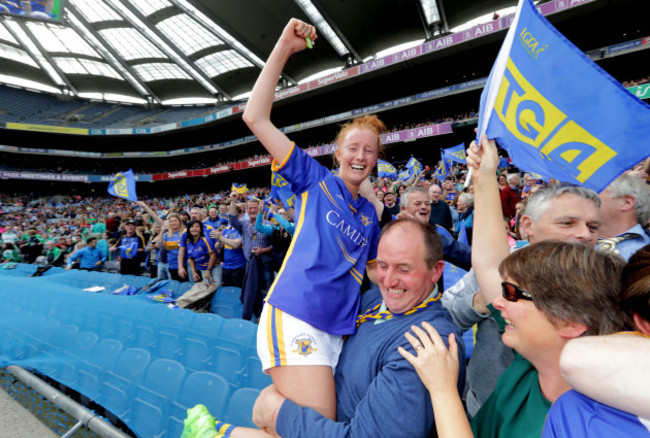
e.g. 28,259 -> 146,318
397,169 -> 411,182
270,171 -> 296,210
405,157 -> 423,177
442,143 -> 467,164
107,169 -> 137,202
377,159 -> 397,179
433,160 -> 448,182
231,183 -> 248,194
477,0 -> 650,193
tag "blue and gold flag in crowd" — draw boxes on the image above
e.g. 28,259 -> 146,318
477,0 -> 650,193
107,169 -> 137,201
397,168 -> 411,182
405,157 -> 423,177
377,159 -> 397,179
433,160 -> 448,182
269,171 -> 296,210
231,183 -> 248,194
442,143 -> 467,164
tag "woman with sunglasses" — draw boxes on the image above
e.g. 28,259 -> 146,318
398,136 -> 630,438
400,241 -> 627,438
543,244 -> 650,437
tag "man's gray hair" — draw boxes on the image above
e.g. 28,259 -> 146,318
507,173 -> 520,184
607,173 -> 650,225
458,192 -> 474,206
400,187 -> 428,209
522,183 -> 601,223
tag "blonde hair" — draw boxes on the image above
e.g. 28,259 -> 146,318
166,213 -> 182,238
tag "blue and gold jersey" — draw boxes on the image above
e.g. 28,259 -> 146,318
163,230 -> 183,269
186,237 -> 214,270
266,143 -> 380,336
221,226 -> 246,270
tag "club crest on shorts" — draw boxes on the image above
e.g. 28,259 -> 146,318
292,333 -> 318,356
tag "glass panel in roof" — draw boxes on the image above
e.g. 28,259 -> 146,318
132,62 -> 191,81
195,50 -> 253,77
71,0 -> 123,23
0,43 -> 39,67
0,22 -> 18,44
157,14 -> 222,56
27,23 -> 99,57
131,0 -> 173,17
100,28 -> 167,61
55,57 -> 123,79
294,0 -> 349,57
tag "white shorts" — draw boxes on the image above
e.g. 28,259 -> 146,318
257,303 -> 344,372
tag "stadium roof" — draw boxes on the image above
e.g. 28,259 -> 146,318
0,0 -> 527,106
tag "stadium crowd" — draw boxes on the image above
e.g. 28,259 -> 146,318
2,130 -> 649,437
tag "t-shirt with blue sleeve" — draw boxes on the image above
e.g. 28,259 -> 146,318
221,226 -> 246,270
266,143 -> 381,336
185,237 -> 215,271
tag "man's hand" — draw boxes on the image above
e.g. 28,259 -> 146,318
251,246 -> 266,257
252,384 -> 286,437
178,266 -> 187,278
230,191 -> 240,202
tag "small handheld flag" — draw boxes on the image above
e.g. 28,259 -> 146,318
107,169 -> 137,202
231,183 -> 248,194
305,36 -> 313,49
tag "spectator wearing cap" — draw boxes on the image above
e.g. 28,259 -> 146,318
384,191 -> 400,216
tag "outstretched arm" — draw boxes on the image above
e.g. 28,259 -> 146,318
242,19 -> 317,164
560,333 -> 650,419
467,136 -> 510,304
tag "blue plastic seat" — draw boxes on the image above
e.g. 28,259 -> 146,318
224,388 -> 260,428
244,356 -> 272,389
183,338 -> 211,371
177,371 -> 230,419
219,319 -> 258,350
212,347 -> 243,386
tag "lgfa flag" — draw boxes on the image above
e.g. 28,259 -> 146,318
477,0 -> 650,193
377,159 -> 397,179
107,169 -> 137,201
231,183 -> 248,194
442,143 -> 467,164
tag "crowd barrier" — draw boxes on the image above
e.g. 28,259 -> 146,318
0,266 -> 271,438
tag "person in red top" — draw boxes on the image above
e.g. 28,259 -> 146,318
500,173 -> 521,219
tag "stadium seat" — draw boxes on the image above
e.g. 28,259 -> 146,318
182,338 -> 211,371
244,356 -> 272,389
219,319 -> 258,350
176,371 -> 230,419
210,286 -> 243,319
224,388 -> 260,428
212,347 -> 243,387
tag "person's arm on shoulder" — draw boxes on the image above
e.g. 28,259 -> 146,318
242,19 -> 316,165
468,136 -> 510,304
273,213 -> 295,236
398,322 -> 473,438
560,333 -> 650,419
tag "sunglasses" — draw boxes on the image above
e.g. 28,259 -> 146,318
501,281 -> 533,302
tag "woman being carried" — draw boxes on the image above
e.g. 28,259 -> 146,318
186,18 -> 385,438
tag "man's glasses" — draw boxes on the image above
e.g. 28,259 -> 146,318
501,281 -> 533,302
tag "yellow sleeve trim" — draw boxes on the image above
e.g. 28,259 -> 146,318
271,142 -> 295,172
367,259 -> 377,264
